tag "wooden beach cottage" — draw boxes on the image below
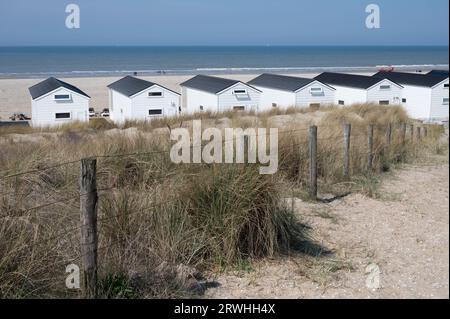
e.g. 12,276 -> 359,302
180,75 -> 261,114
315,72 -> 403,107
373,71 -> 449,123
248,73 -> 335,111
108,76 -> 180,125
28,77 -> 90,127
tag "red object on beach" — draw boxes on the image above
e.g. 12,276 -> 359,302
378,66 -> 395,72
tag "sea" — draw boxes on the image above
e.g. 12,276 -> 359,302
0,46 -> 448,79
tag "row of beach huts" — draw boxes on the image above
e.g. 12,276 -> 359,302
28,70 -> 449,127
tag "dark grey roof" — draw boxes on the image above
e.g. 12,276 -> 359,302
181,75 -> 260,94
28,77 -> 90,100
315,72 -> 390,90
427,69 -> 449,78
248,73 -> 318,92
373,71 -> 448,88
107,76 -> 179,97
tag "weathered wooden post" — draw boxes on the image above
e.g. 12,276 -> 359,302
243,135 -> 249,164
416,126 -> 421,141
385,123 -> 392,149
368,124 -> 374,171
410,124 -> 414,141
343,124 -> 351,179
384,123 -> 392,155
424,126 -> 428,138
80,158 -> 98,299
309,126 -> 317,199
401,123 -> 407,145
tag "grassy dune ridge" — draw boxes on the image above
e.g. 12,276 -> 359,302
0,104 -> 446,298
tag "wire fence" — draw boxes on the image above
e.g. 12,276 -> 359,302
0,122 -> 435,298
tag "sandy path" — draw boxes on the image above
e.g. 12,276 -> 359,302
205,161 -> 449,299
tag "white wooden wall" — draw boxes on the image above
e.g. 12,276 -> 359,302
110,90 -> 132,125
295,82 -> 335,107
430,79 -> 449,122
366,80 -> 402,105
110,85 -> 180,124
400,85 -> 432,120
217,83 -> 260,112
128,85 -> 179,120
183,87 -> 218,114
31,87 -> 89,127
331,85 -> 367,106
254,86 -> 296,111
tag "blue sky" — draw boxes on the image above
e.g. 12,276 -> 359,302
0,0 -> 448,46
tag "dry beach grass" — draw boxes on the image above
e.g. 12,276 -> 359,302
0,104 -> 446,298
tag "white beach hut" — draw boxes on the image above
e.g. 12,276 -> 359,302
28,77 -> 90,127
248,73 -> 335,111
108,76 -> 180,125
315,72 -> 403,107
373,71 -> 449,123
180,75 -> 261,114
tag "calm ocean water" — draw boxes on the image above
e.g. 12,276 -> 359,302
0,46 -> 448,78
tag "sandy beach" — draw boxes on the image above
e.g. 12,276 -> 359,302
0,72 -> 376,120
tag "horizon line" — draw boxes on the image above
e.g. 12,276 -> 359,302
0,44 -> 449,48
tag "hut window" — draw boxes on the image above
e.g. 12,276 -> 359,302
443,98 -> 449,105
310,87 -> 324,96
233,106 -> 245,111
338,100 -> 345,105
149,109 -> 163,116
379,100 -> 390,105
444,84 -> 449,89
54,94 -> 71,101
272,103 -> 278,108
402,98 -> 407,103
233,89 -> 247,95
380,85 -> 391,90
149,92 -> 163,97
310,103 -> 320,109
55,112 -> 71,119
199,105 -> 204,111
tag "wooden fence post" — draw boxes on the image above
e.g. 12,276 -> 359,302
424,126 -> 428,138
343,124 -> 351,179
385,124 -> 392,150
368,124 -> 374,171
309,126 -> 317,199
80,157 -> 98,299
243,135 -> 249,164
382,124 -> 392,169
416,126 -> 421,141
401,123 -> 407,145
410,124 -> 414,141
